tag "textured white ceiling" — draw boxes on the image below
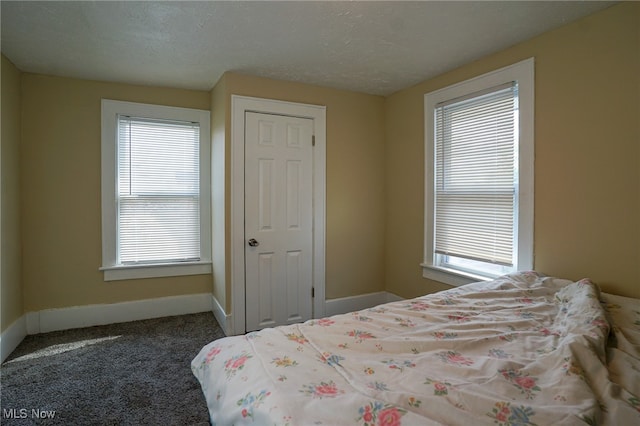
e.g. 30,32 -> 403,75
1,1 -> 616,96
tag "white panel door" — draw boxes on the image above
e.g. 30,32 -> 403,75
245,112 -> 314,332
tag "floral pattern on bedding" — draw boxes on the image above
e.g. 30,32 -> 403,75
192,272 -> 640,425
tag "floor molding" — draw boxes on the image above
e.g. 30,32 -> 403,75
2,291 -> 404,362
324,291 -> 403,317
0,315 -> 27,364
25,293 -> 214,335
211,295 -> 232,336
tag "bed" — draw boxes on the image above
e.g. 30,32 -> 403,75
192,271 -> 640,425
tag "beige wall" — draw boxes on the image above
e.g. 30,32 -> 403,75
219,73 -> 387,312
14,68 -> 386,316
20,74 -> 213,312
385,2 -> 640,299
1,55 -> 24,331
7,1 -> 639,320
210,74 -> 227,310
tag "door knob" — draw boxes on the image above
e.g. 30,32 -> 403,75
248,238 -> 260,247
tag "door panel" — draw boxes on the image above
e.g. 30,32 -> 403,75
285,250 -> 303,322
286,160 -> 301,229
258,159 -> 274,231
245,112 -> 313,332
257,252 -> 275,327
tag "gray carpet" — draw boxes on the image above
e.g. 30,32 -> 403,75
0,312 -> 225,425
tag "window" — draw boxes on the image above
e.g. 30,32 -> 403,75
101,100 -> 211,281
423,59 -> 534,286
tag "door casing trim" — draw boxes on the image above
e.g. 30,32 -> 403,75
230,95 -> 326,335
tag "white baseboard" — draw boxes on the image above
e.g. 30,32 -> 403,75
324,291 -> 404,317
25,293 -> 214,335
2,291 -> 404,362
211,295 -> 232,336
385,292 -> 404,303
1,316 -> 28,364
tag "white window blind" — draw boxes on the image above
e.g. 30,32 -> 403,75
117,116 -> 201,264
434,82 -> 518,267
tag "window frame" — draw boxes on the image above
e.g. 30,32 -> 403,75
100,99 -> 211,281
422,58 -> 534,286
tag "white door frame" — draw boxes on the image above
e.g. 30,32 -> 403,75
230,95 -> 326,335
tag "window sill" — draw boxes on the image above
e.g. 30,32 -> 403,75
420,263 -> 492,287
100,261 -> 212,282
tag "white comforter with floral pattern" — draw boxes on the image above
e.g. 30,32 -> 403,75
192,272 -> 640,425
